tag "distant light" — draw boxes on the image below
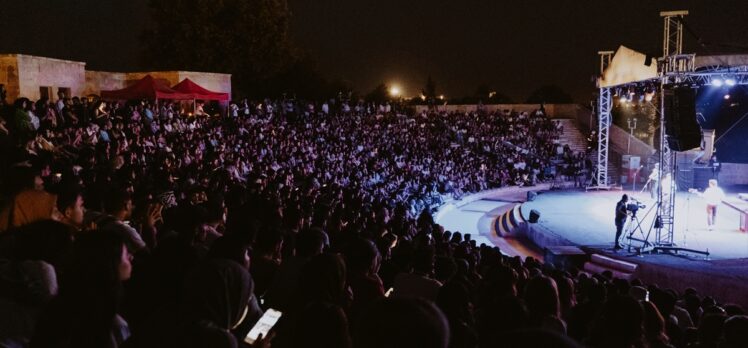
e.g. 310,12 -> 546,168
389,86 -> 401,97
438,95 -> 445,100
644,92 -> 654,102
620,95 -> 628,103
420,94 -> 426,101
724,94 -> 731,100
712,78 -> 724,87
725,78 -> 737,86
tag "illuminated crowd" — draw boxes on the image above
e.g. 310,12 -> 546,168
0,94 -> 745,348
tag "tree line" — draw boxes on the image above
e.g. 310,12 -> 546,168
142,0 -> 574,103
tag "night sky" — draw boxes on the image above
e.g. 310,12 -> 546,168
1,0 -> 747,102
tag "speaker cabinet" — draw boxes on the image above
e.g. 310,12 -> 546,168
663,87 -> 702,151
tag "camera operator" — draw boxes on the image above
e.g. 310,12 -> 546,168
614,194 -> 628,249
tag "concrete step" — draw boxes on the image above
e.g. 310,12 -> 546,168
556,119 -> 589,154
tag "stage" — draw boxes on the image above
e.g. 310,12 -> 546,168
520,189 -> 748,259
519,187 -> 748,308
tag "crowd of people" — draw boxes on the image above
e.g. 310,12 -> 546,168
0,92 -> 745,348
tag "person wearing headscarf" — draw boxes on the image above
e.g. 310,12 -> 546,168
127,259 -> 254,348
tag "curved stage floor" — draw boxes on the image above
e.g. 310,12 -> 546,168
434,185 -> 546,259
521,189 -> 748,308
520,190 -> 748,259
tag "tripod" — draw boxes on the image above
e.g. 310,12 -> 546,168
625,202 -> 658,254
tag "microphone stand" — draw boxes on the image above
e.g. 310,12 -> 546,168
632,165 -> 643,193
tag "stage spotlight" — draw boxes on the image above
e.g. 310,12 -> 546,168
712,78 -> 724,87
724,94 -> 731,100
725,78 -> 736,86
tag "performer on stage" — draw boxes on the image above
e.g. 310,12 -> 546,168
648,163 -> 660,199
661,172 -> 676,198
614,194 -> 628,249
689,179 -> 726,230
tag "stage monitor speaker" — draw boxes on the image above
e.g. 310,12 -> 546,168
527,191 -> 538,202
528,209 -> 541,223
664,87 -> 702,151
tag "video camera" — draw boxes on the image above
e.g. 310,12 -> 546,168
626,198 -> 646,214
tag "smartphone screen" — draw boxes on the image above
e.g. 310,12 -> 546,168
384,287 -> 394,298
244,308 -> 282,344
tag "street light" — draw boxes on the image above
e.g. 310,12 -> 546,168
389,86 -> 401,97
627,117 -> 637,154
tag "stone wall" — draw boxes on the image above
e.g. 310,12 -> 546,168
0,55 -> 20,101
719,163 -> 748,186
84,71 -> 127,96
126,71 -> 180,88
83,70 -> 232,98
178,71 -> 232,97
15,55 -> 86,100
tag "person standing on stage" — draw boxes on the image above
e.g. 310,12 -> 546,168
614,194 -> 629,249
661,172 -> 676,198
691,179 -> 726,230
648,163 -> 660,199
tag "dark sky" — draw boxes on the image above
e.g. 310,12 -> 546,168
1,0 -> 747,102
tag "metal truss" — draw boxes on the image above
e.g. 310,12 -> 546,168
654,135 -> 675,246
593,88 -> 612,188
661,11 -> 687,57
589,52 -> 614,190
662,70 -> 748,85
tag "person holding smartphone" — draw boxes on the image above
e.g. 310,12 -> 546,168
126,259 -> 257,348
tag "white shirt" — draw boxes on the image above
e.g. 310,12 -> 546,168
662,176 -> 676,195
703,186 -> 726,206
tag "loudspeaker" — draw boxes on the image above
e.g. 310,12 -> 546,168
527,191 -> 538,201
697,129 -> 716,164
528,209 -> 541,223
663,87 -> 702,151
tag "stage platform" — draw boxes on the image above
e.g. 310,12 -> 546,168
521,189 -> 748,259
434,185 -> 547,259
520,188 -> 748,308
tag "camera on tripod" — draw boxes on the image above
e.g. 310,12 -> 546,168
626,199 -> 646,215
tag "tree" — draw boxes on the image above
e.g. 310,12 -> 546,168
526,85 -> 574,104
422,76 -> 437,103
142,0 -> 295,97
473,83 -> 513,104
475,83 -> 491,101
366,83 -> 389,104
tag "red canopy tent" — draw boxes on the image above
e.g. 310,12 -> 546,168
171,78 -> 230,101
101,75 -> 191,100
